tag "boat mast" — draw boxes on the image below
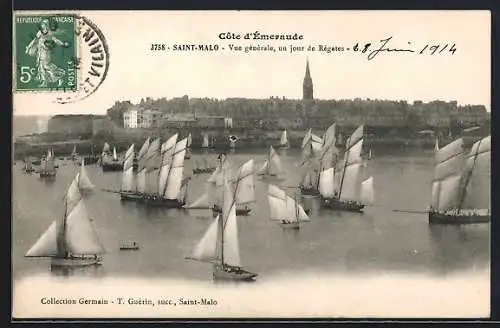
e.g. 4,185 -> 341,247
337,144 -> 350,199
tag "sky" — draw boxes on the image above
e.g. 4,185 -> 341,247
13,10 -> 491,116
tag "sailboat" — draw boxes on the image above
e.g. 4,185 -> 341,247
256,146 -> 284,179
229,135 -> 238,149
320,125 -> 375,212
268,184 -> 311,229
25,172 -> 105,267
434,137 -> 440,152
84,144 -> 99,165
428,136 -> 491,224
77,159 -> 95,195
367,148 -> 373,160
185,133 -> 192,159
70,144 -> 79,161
143,136 -> 191,208
299,123 -> 338,196
279,130 -> 290,149
102,146 -> 122,172
120,144 -> 141,201
186,176 -> 257,281
40,149 -> 57,178
212,158 -> 255,217
192,157 -> 216,175
23,158 -> 35,173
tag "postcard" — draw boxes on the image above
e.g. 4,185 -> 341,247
12,10 -> 491,319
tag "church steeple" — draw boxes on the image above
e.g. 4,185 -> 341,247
303,58 -> 313,100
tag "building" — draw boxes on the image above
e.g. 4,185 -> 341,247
123,108 -> 139,128
303,59 -> 313,100
139,109 -> 164,128
123,107 -> 165,129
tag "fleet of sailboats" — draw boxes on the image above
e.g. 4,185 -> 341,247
21,121 -> 491,279
428,135 -> 491,224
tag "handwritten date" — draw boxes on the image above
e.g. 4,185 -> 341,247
352,37 -> 457,60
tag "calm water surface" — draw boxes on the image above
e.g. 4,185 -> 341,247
12,147 -> 490,283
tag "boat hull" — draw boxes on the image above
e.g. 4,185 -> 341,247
299,186 -> 321,196
321,197 -> 365,212
280,221 -> 300,229
193,168 -> 216,175
120,192 -> 143,202
213,264 -> 257,281
51,257 -> 102,267
39,171 -> 56,178
143,196 -> 186,208
102,163 -> 122,172
428,210 -> 491,225
83,156 -> 100,165
212,206 -> 251,216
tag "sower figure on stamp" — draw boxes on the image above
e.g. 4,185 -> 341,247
25,18 -> 70,87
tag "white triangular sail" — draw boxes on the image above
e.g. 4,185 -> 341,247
280,130 -> 288,146
78,160 -> 95,192
256,160 -> 268,175
121,144 -> 136,192
430,138 -> 465,212
434,138 -> 464,181
25,221 -> 58,257
145,138 -> 161,195
102,142 -> 110,155
112,147 -> 118,161
434,138 -> 439,152
188,215 -> 220,262
322,123 -> 337,149
360,177 -> 374,206
233,159 -> 255,205
268,195 -> 286,221
164,138 -> 188,199
121,167 -> 135,192
201,134 -> 209,148
268,146 -> 283,175
158,134 -> 179,196
136,138 -> 150,194
65,200 -> 105,255
337,125 -> 365,201
319,167 -> 335,198
187,133 -> 192,148
339,163 -> 362,202
459,136 -> 491,210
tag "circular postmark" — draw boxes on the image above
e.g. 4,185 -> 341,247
52,14 -> 110,104
13,13 -> 110,103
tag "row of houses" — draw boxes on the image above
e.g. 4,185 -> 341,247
123,107 -> 233,129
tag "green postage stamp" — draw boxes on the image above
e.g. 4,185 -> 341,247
14,14 -> 78,91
